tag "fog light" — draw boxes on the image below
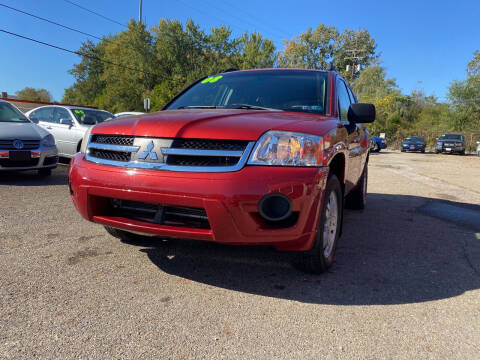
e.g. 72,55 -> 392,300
258,194 -> 292,221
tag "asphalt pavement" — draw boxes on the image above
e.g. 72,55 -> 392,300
1,152 -> 480,359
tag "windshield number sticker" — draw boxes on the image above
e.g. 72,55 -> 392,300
74,110 -> 85,114
201,75 -> 223,84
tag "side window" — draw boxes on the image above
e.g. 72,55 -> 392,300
336,79 -> 351,122
53,108 -> 72,124
31,107 -> 53,123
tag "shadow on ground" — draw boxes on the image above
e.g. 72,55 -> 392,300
121,193 -> 480,305
0,164 -> 69,186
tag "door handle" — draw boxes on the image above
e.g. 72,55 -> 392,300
46,126 -> 53,129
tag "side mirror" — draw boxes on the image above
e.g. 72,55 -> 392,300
60,118 -> 74,126
348,103 -> 376,123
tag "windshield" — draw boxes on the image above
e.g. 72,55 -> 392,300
405,136 -> 424,142
440,134 -> 463,140
166,70 -> 328,114
0,102 -> 29,123
71,108 -> 114,125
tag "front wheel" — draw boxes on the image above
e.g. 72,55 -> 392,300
293,175 -> 343,274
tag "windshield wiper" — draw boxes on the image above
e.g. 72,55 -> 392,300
226,104 -> 282,111
176,105 -> 220,109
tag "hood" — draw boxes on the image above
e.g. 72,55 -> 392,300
403,140 -> 424,145
0,121 -> 50,140
91,109 -> 336,141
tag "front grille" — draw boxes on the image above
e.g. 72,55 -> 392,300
86,134 -> 254,172
91,135 -> 134,146
110,199 -> 210,229
167,155 -> 240,167
91,149 -> 131,162
0,139 -> 40,150
171,138 -> 249,151
0,158 -> 39,168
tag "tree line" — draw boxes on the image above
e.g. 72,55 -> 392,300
15,19 -> 480,149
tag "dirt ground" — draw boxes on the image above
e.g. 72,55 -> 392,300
1,152 -> 479,359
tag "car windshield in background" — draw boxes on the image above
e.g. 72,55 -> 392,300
0,102 -> 29,123
71,109 -> 114,125
440,134 -> 463,140
406,137 -> 424,142
166,70 -> 328,114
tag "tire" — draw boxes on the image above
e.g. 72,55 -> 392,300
421,149 -> 425,153
345,165 -> 368,210
460,150 -> 465,155
373,143 -> 379,152
38,168 -> 52,176
104,226 -> 151,242
401,149 -> 405,152
293,175 -> 343,274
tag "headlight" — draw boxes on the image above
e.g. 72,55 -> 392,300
248,131 -> 323,166
80,127 -> 94,154
41,134 -> 55,147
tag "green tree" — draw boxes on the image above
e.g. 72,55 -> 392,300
352,65 -> 399,103
278,24 -> 338,69
236,32 -> 276,69
16,87 -> 52,102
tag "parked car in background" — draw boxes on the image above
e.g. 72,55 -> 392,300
0,100 -> 58,175
476,140 -> 480,156
26,105 -> 114,158
114,112 -> 145,118
401,136 -> 426,153
435,133 -> 465,155
370,136 -> 386,152
69,68 -> 375,274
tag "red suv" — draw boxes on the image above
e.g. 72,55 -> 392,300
69,69 -> 375,273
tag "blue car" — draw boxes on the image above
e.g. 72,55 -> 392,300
370,136 -> 387,152
402,136 -> 426,153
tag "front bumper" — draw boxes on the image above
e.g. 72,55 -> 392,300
69,153 -> 329,251
0,146 -> 58,171
435,144 -> 464,153
402,144 -> 425,151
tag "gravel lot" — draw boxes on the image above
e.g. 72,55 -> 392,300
1,152 -> 480,359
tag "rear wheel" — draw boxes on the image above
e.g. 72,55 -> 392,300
293,175 -> 343,274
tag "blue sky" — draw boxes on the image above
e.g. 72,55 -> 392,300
1,0 -> 479,102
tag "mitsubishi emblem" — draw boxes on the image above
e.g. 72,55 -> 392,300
139,140 -> 158,160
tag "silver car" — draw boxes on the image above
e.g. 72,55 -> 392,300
0,100 -> 58,175
477,140 -> 480,156
26,105 -> 114,158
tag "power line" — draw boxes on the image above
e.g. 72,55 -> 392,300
63,0 -> 127,28
0,29 -> 151,75
0,3 -> 102,40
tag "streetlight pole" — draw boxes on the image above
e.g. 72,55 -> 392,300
139,0 -> 143,23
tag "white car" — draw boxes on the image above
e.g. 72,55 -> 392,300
0,100 -> 58,175
114,112 -> 145,118
476,140 -> 480,156
26,105 -> 114,158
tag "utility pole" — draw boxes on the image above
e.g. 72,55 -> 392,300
139,0 -> 143,23
345,48 -> 365,82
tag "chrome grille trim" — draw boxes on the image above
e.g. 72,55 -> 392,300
161,148 -> 244,157
88,142 -> 140,152
85,135 -> 255,172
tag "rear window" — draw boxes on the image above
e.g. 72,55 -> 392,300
0,102 -> 29,123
